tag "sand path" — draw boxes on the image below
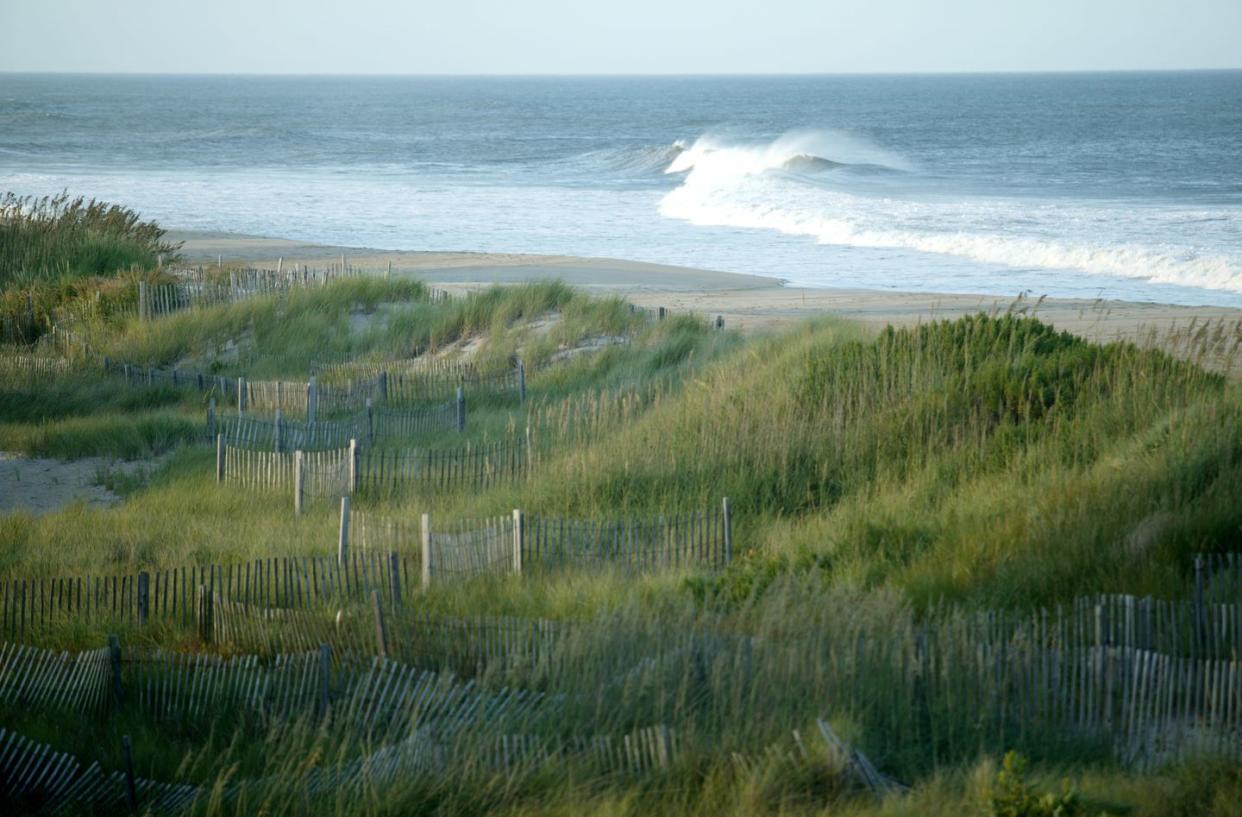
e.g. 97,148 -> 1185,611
0,452 -> 158,516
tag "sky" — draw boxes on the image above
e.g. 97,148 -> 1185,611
1,0 -> 1239,75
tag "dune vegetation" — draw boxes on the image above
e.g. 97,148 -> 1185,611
2,198 -> 1241,816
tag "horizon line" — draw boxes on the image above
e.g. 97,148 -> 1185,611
2,67 -> 1240,79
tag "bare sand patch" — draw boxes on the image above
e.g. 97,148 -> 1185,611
0,452 -> 160,516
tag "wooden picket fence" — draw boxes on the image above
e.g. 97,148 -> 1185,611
216,412 -> 365,453
217,438 -> 532,502
429,516 -> 519,583
0,716 -> 676,815
372,401 -> 461,438
954,592 -> 1242,663
347,504 -> 734,579
219,442 -> 354,501
0,726 -> 201,814
212,399 -> 461,452
312,356 -> 478,384
0,353 -> 72,382
356,439 -> 529,494
386,363 -> 525,404
0,506 -> 733,641
524,508 -> 732,570
135,264 -> 366,321
1203,552 -> 1242,603
209,601 -> 567,670
0,552 -> 413,640
0,642 -> 113,714
312,359 -> 527,406
102,356 -> 239,399
239,375 -> 381,417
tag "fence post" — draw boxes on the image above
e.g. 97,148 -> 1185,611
308,376 -> 318,426
137,572 -> 149,626
512,509 -> 524,575
122,734 -> 138,814
108,634 -> 123,711
294,450 -> 305,515
722,497 -> 733,565
366,398 -> 374,444
456,386 -> 466,433
138,281 -> 147,322
338,496 -> 350,565
389,551 -> 402,609
657,306 -> 666,320
371,590 -> 387,658
421,513 -> 431,591
198,584 -> 213,645
1194,554 -> 1205,656
348,438 -> 358,493
216,434 -> 225,483
318,643 -> 332,719
238,377 -> 247,415
274,409 -> 283,453
379,369 -> 388,404
207,398 -> 216,440
715,315 -> 725,330
525,424 -> 534,471
518,359 -> 527,402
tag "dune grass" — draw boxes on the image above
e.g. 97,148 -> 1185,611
3,232 -> 1242,815
0,192 -> 175,288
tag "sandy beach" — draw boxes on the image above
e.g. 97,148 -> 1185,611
172,229 -> 1242,347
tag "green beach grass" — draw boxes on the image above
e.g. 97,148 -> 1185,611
2,198 -> 1241,816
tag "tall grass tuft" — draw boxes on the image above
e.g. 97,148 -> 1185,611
0,192 -> 177,287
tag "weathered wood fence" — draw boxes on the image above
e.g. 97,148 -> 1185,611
212,399 -> 461,452
218,441 -> 355,505
0,713 -> 675,815
135,263 -> 366,321
0,553 -> 411,640
356,439 -> 530,494
0,352 -> 72,381
347,503 -> 734,581
0,504 -> 735,641
216,438 -> 529,500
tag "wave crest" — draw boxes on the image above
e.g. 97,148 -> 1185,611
659,130 -> 1242,294
664,131 -> 907,177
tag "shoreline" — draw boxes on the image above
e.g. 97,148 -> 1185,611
170,229 -> 1242,344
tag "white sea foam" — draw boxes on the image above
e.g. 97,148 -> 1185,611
660,132 -> 1242,294
665,131 -> 908,176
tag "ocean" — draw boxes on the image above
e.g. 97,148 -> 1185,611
1,72 -> 1240,306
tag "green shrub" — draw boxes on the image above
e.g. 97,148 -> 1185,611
988,752 -> 1096,817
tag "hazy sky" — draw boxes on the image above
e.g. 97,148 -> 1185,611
1,0 -> 1239,74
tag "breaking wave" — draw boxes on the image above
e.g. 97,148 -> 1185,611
659,131 -> 1242,294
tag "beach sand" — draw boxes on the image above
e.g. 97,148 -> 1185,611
171,230 -> 1242,348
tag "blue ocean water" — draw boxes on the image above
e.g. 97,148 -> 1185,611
1,72 -> 1240,305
